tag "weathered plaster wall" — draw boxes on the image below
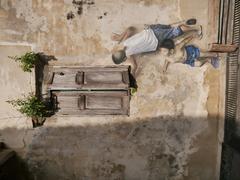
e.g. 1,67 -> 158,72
0,0 -> 180,61
0,0 -> 223,180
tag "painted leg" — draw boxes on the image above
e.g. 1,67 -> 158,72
179,24 -> 202,33
197,56 -> 220,68
199,50 -> 218,57
196,57 -> 209,67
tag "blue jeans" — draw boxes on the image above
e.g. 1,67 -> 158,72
149,24 -> 183,46
184,45 -> 200,67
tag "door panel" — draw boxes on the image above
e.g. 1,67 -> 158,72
50,71 -> 84,89
85,72 -> 123,84
48,66 -> 130,90
83,71 -> 127,89
85,96 -> 122,110
53,72 -> 76,85
57,96 -> 78,109
52,91 -> 129,115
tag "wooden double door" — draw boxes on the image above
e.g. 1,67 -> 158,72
47,66 -> 130,115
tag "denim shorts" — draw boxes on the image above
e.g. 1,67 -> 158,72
184,45 -> 200,67
149,24 -> 183,46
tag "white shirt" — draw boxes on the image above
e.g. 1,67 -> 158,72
123,28 -> 158,56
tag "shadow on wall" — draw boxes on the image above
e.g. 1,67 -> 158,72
35,52 -> 57,100
0,153 -> 34,180
0,115 -> 218,180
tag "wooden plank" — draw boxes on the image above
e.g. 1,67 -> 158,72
48,84 -> 128,90
57,107 -> 128,116
50,66 -> 130,72
51,90 -> 129,96
208,43 -> 238,52
52,90 -> 128,96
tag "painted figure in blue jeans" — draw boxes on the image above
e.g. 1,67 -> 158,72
111,23 -> 202,76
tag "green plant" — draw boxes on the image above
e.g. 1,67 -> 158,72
9,52 -> 39,72
130,87 -> 137,95
7,93 -> 47,118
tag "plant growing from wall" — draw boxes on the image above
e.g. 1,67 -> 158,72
9,52 -> 39,72
7,93 -> 47,122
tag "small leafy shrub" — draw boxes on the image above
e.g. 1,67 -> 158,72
130,87 -> 137,95
7,94 -> 47,118
9,52 -> 39,72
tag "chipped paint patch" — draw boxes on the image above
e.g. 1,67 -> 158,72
1,0 -> 48,33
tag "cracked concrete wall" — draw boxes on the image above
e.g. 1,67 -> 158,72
0,0 -> 223,180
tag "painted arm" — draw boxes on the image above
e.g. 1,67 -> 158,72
111,26 -> 137,43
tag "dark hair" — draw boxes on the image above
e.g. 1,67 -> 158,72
112,50 -> 127,64
160,39 -> 175,50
